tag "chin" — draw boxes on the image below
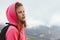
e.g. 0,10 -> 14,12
22,19 -> 25,21
22,20 -> 25,22
19,19 -> 25,23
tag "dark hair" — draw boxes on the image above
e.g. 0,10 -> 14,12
15,2 -> 26,27
15,2 -> 23,9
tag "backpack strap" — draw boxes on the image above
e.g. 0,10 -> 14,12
6,23 -> 18,30
6,23 -> 20,40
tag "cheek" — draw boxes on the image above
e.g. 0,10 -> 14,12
18,14 -> 22,19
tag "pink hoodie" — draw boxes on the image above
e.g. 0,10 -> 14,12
6,2 -> 26,40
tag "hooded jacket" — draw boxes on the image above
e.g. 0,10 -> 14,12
6,2 -> 26,40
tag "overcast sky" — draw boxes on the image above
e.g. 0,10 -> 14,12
0,0 -> 60,28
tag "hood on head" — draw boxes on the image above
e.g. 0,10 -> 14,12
6,2 -> 19,26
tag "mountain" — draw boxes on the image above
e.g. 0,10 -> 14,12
25,25 -> 60,40
25,25 -> 51,40
0,24 -> 60,40
0,24 -> 5,32
50,25 -> 60,40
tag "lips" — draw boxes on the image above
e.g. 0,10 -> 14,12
22,17 -> 25,19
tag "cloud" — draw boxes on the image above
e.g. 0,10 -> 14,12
49,14 -> 60,26
0,0 -> 60,28
26,17 -> 45,28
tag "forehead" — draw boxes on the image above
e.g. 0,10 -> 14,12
16,6 -> 24,11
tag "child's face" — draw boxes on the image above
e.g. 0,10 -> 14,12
16,6 -> 25,23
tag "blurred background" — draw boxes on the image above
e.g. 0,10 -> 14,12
0,0 -> 60,40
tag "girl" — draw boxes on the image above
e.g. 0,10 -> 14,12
6,2 -> 26,40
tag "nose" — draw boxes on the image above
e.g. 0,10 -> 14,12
22,14 -> 24,17
22,13 -> 25,19
22,12 -> 25,17
22,11 -> 25,15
